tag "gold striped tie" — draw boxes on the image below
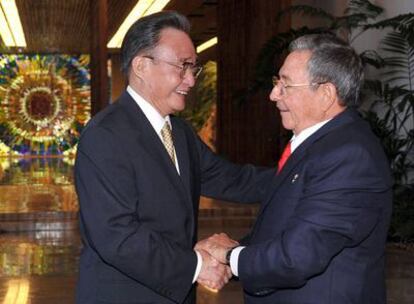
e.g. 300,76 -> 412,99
161,122 -> 176,165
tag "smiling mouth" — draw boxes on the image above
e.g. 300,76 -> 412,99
176,90 -> 188,95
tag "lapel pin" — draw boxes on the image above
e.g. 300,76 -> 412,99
292,174 -> 299,183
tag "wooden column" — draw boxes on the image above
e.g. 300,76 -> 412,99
90,0 -> 109,115
109,53 -> 127,102
217,0 -> 291,166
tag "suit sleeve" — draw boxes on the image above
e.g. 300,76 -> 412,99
238,143 -> 391,293
75,126 -> 196,303
196,135 -> 276,203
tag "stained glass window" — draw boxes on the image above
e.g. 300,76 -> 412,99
0,54 -> 90,155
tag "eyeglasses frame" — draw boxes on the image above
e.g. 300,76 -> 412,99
272,76 -> 326,96
143,55 -> 203,79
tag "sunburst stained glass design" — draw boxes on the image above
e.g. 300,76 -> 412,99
0,54 -> 90,155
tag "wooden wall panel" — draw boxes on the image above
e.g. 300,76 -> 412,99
110,54 -> 126,102
90,0 -> 109,115
217,0 -> 291,166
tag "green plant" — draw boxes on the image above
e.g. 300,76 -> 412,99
243,0 -> 414,241
362,23 -> 414,241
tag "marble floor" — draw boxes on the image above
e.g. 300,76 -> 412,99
0,228 -> 249,304
0,157 -> 413,304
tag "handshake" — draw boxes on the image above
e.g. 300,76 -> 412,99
195,233 -> 239,291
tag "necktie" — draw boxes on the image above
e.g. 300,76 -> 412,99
277,141 -> 291,174
161,122 -> 176,165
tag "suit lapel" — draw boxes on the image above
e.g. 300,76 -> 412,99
257,109 -> 359,219
171,117 -> 192,202
118,92 -> 191,205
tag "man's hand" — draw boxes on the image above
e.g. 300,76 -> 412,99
196,249 -> 232,290
195,233 -> 239,264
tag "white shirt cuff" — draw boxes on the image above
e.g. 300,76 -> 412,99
230,246 -> 245,277
192,250 -> 202,283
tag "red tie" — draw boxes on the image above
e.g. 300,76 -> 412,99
277,141 -> 291,174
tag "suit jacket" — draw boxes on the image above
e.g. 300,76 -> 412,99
75,91 -> 272,304
238,109 -> 392,304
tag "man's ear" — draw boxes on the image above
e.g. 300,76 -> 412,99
321,82 -> 338,112
131,56 -> 146,79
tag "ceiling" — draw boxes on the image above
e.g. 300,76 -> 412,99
0,0 -> 218,54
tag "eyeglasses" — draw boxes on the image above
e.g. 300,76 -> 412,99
272,76 -> 325,96
143,55 -> 203,79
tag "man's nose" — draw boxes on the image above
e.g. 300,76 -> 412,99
269,85 -> 281,103
183,69 -> 196,87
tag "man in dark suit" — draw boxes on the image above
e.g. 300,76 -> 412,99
74,11 -> 272,304
197,34 -> 392,303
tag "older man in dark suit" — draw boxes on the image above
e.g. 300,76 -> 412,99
197,34 -> 392,304
74,11 -> 273,304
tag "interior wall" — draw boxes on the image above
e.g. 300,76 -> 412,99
217,0 -> 292,166
351,0 -> 414,75
292,0 -> 414,77
109,53 -> 126,102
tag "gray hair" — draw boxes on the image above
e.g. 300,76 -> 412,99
120,11 -> 191,77
289,33 -> 364,107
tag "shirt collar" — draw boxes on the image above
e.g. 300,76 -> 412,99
290,119 -> 331,152
127,85 -> 171,134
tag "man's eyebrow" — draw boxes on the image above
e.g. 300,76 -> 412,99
279,74 -> 291,82
179,56 -> 197,63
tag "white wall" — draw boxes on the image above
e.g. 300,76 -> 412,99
352,0 -> 414,66
291,0 -> 414,59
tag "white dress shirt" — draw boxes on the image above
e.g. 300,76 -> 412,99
229,119 -> 331,277
126,86 -> 202,283
127,86 -> 180,173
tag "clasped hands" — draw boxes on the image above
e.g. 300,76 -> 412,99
195,233 -> 238,290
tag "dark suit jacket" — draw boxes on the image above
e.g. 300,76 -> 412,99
75,91 -> 272,304
238,109 -> 392,304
